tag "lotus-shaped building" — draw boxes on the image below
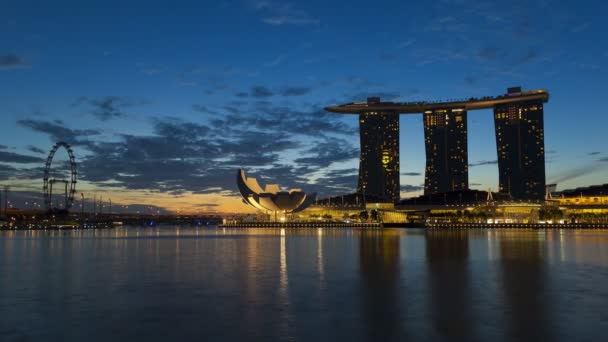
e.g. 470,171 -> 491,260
237,169 -> 316,213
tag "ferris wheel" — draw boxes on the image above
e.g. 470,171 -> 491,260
43,142 -> 77,213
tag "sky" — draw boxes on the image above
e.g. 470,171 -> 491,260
1,0 -> 607,214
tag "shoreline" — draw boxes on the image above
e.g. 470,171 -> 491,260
425,223 -> 608,229
2,222 -> 608,230
219,222 -> 383,229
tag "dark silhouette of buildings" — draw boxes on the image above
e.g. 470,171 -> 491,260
554,183 -> 608,198
325,87 -> 549,202
357,97 -> 400,202
423,109 -> 468,195
494,87 -> 546,200
397,189 -> 511,206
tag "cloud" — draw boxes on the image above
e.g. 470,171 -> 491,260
279,86 -> 312,96
0,145 -> 7,150
136,62 -> 165,75
27,146 -> 46,154
469,160 -> 498,167
589,151 -> 601,156
294,138 -> 358,168
425,16 -> 468,33
15,100 -> 359,202
17,119 -> 101,144
549,163 -> 604,183
238,85 -> 312,97
195,203 -> 221,207
67,117 -> 303,195
0,163 -> 45,182
264,54 -> 287,67
153,119 -> 211,141
250,86 -> 274,98
0,151 -> 43,164
210,102 -> 357,137
79,113 -> 351,198
222,106 -> 240,115
176,64 -> 259,90
573,62 -> 600,70
348,91 -> 401,102
0,54 -> 26,69
311,169 -> 358,195
262,15 -> 319,26
250,0 -> 319,26
0,163 -> 18,180
401,184 -> 424,192
396,39 -> 416,49
75,96 -> 146,121
401,172 -> 421,176
192,105 -> 219,115
515,48 -> 539,65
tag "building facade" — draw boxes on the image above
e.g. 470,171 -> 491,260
423,108 -> 469,195
494,88 -> 546,200
358,98 -> 400,202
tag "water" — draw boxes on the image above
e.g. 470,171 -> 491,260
1,227 -> 607,341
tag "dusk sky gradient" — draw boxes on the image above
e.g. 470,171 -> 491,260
1,0 -> 607,213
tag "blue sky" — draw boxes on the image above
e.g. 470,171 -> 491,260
1,0 -> 607,212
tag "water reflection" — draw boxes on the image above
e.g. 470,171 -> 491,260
498,231 -> 553,341
425,230 -> 474,341
278,228 -> 292,339
280,228 -> 288,290
1,227 -> 608,341
317,228 -> 325,289
359,229 -> 402,340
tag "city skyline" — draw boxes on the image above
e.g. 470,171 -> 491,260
327,87 -> 549,201
1,0 -> 607,213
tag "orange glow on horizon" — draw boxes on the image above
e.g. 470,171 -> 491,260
0,179 -> 256,215
99,191 -> 256,214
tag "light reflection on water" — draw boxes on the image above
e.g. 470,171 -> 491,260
1,227 -> 607,341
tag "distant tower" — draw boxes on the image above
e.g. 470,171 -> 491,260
357,97 -> 400,202
2,186 -> 8,215
423,108 -> 469,195
494,87 -> 546,200
545,183 -> 557,200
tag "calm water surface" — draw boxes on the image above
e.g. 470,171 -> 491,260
1,227 -> 607,341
